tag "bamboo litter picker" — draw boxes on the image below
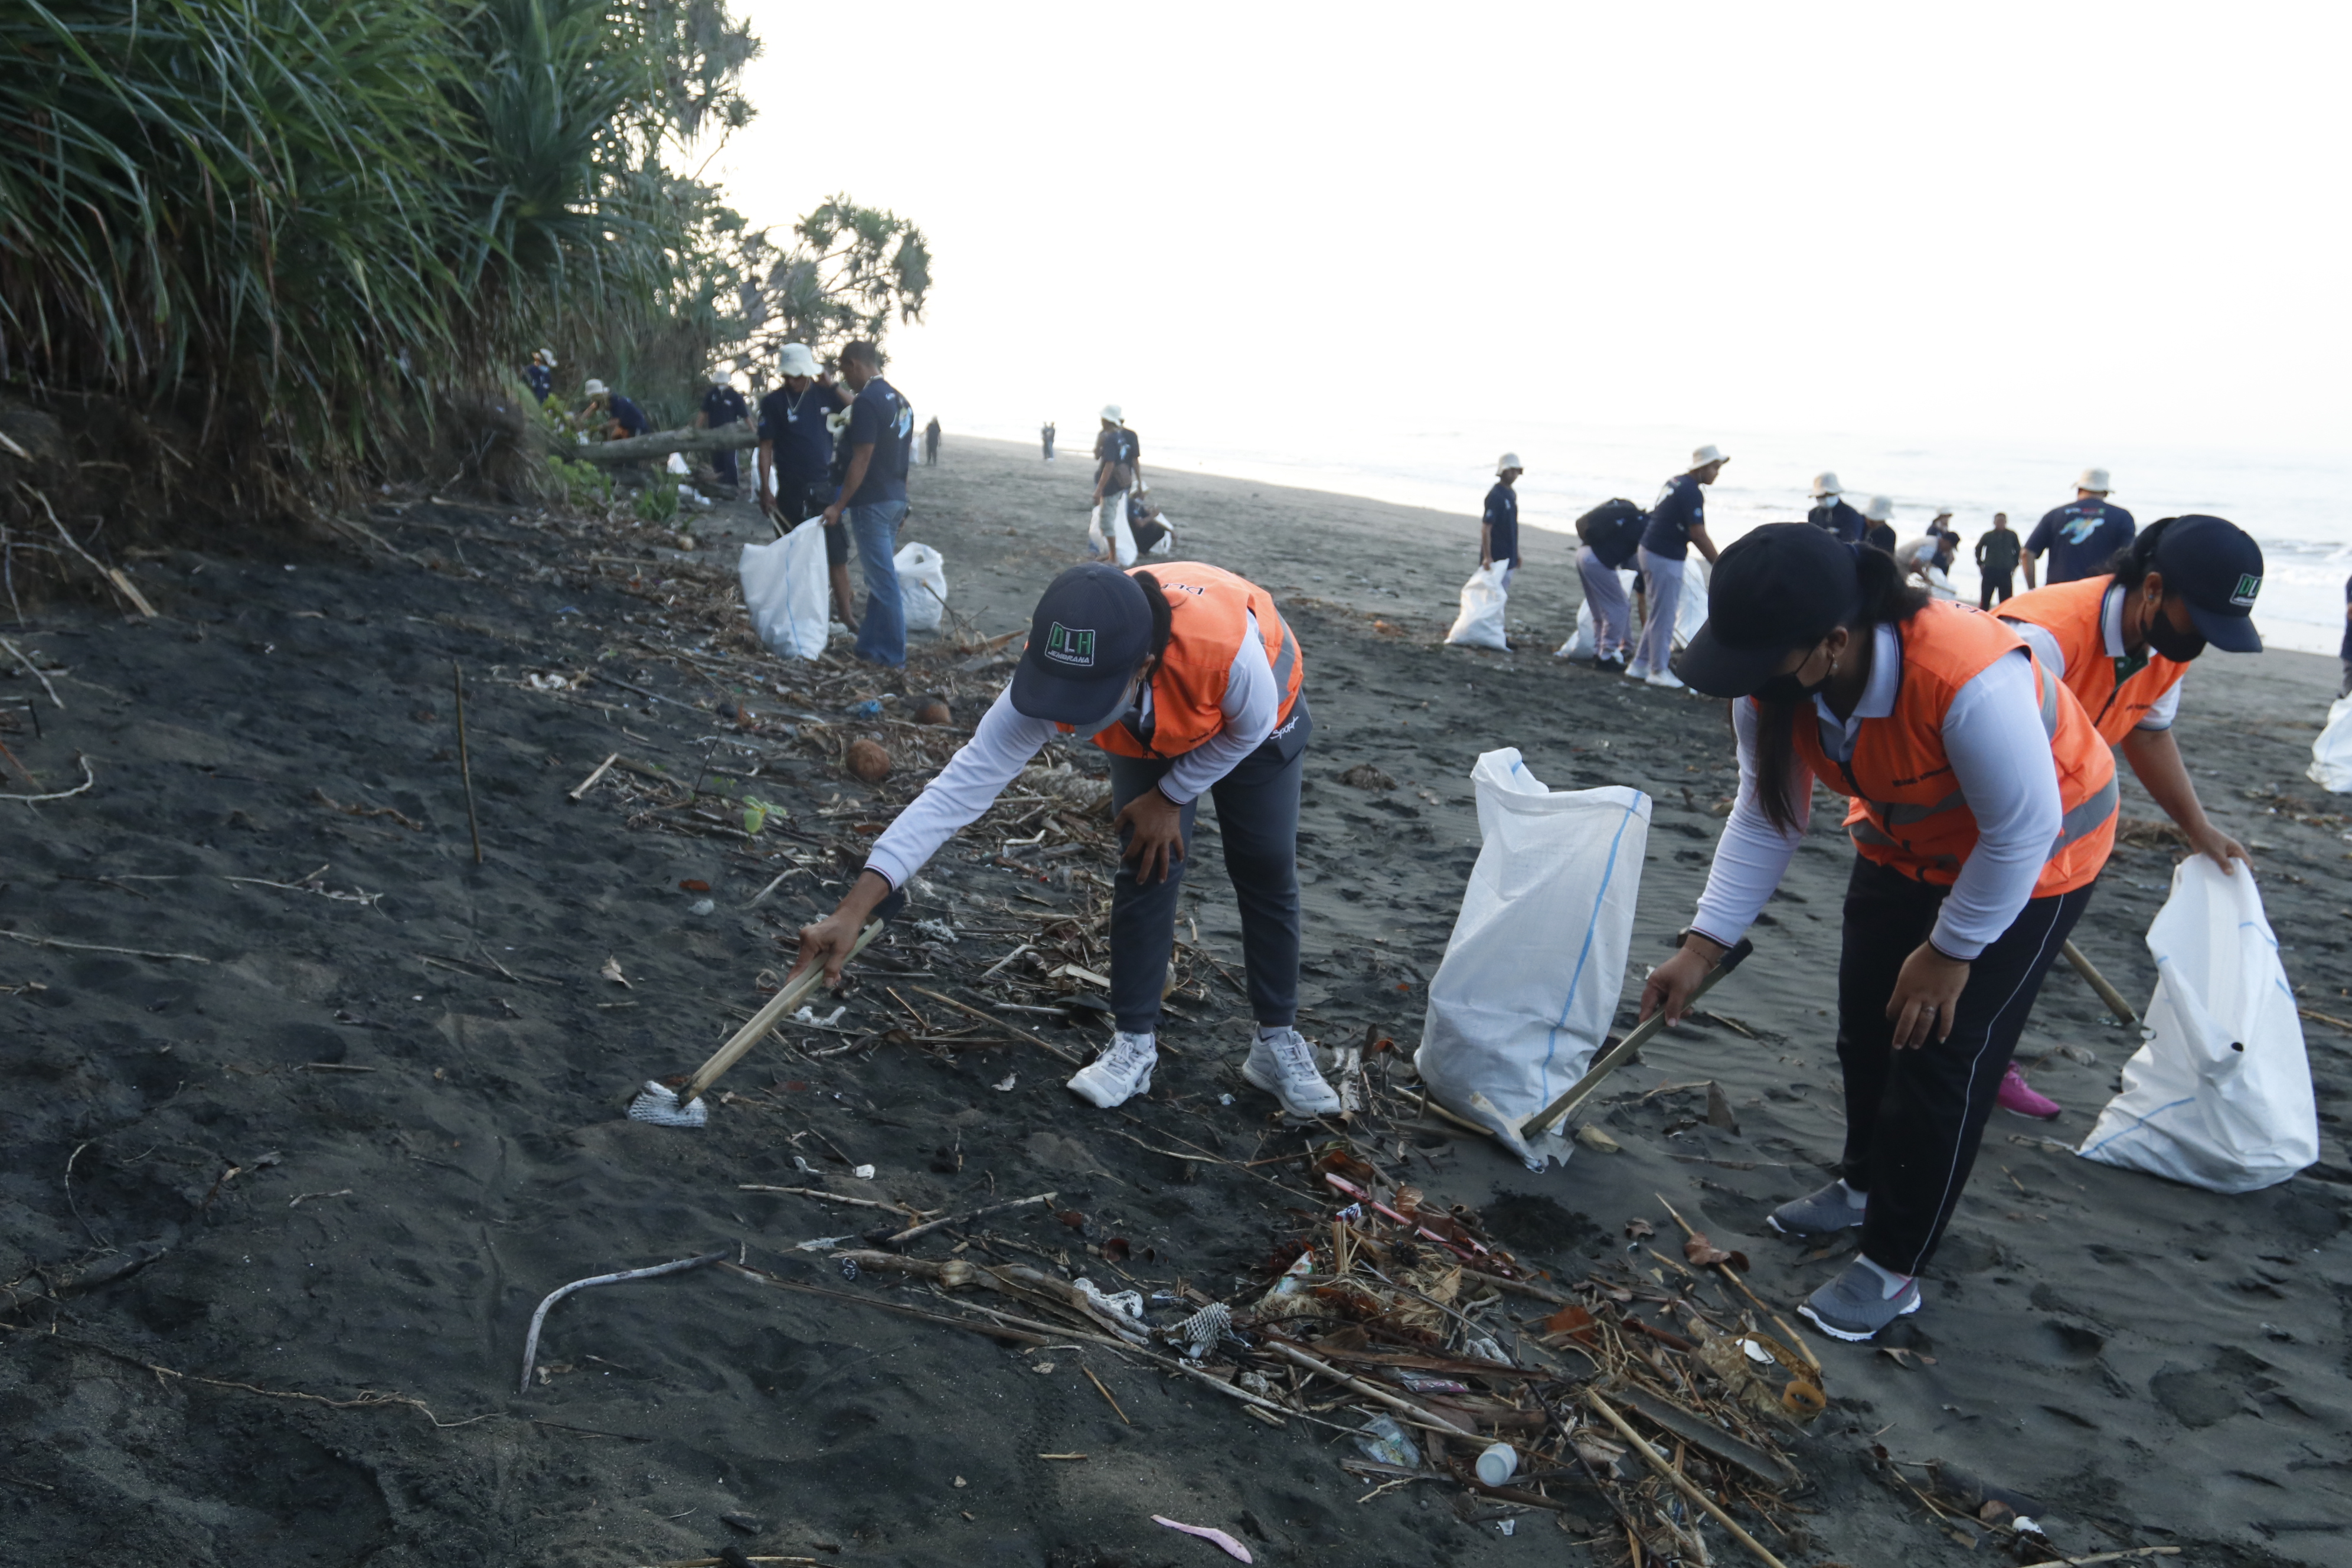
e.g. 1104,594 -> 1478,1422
626,890 -> 904,1128
1518,937 -> 1755,1142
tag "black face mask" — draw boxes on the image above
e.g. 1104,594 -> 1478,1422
1751,640 -> 1834,706
2142,597 -> 2206,664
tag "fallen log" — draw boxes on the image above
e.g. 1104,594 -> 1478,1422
558,425 -> 757,465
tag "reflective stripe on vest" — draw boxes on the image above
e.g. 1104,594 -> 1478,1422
1786,600 -> 2116,897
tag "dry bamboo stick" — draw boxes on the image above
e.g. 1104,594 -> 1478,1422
1586,1390 -> 1788,1568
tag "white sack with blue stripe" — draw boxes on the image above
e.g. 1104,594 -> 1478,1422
1416,749 -> 1649,1169
2076,857 -> 2317,1193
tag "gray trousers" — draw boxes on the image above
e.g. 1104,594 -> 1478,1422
1577,545 -> 1631,656
1106,735 -> 1304,1034
1630,547 -> 1684,675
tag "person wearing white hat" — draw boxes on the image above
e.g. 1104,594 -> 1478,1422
2023,468 -> 2135,589
575,378 -> 649,442
524,347 -> 556,404
1482,453 -> 1525,600
1861,495 -> 1899,556
756,343 -> 857,628
1093,406 -> 1144,565
694,367 -> 752,489
1626,445 -> 1727,690
1807,472 -> 1868,545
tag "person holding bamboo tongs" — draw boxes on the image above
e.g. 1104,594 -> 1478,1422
1640,524 -> 2119,1342
790,561 -> 1341,1118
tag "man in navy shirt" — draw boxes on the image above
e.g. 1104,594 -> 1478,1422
1807,472 -> 1868,544
1573,497 -> 1649,668
822,341 -> 914,666
2340,573 -> 2351,699
579,378 -> 649,440
758,342 -> 855,631
2024,467 -> 2135,587
695,370 -> 751,489
1482,454 -> 1523,589
1862,495 -> 1899,556
524,347 -> 554,404
1628,444 -> 1726,690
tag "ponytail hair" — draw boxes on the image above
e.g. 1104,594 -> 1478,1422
2103,517 -> 2174,589
1750,545 -> 1930,833
1131,570 -> 1174,664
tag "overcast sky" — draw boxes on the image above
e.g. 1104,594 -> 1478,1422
710,2 -> 2348,458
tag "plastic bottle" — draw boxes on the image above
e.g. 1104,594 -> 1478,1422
1353,1415 -> 1420,1469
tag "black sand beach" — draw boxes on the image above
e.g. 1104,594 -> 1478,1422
2,435 -> 2347,1565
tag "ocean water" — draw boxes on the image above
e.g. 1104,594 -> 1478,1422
982,417 -> 2350,659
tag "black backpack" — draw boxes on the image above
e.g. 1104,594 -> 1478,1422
1575,498 -> 1643,545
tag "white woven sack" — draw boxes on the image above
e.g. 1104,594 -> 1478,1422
1416,749 -> 1651,1168
2076,857 -> 2318,1193
738,517 -> 831,660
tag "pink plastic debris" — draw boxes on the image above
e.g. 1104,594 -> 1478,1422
1151,1515 -> 1253,1562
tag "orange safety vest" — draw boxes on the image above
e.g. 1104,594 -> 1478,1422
1781,600 -> 2118,897
1996,575 -> 2190,747
1058,562 -> 1304,760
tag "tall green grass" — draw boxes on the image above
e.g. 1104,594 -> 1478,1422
0,0 -> 753,499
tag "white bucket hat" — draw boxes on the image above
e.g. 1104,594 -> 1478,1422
1864,495 -> 1894,522
1689,443 -> 1729,469
776,343 -> 820,378
1100,403 -> 1124,424
582,378 -> 608,397
708,368 -> 731,386
537,347 -> 556,368
1931,504 -> 1954,519
1495,452 -> 1523,475
1809,471 -> 1842,499
2077,466 -> 2112,494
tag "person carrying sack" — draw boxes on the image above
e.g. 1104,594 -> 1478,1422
1989,514 -> 2266,1118
1641,524 -> 2119,1342
1093,406 -> 1142,562
790,562 -> 1339,1118
1626,444 -> 1727,690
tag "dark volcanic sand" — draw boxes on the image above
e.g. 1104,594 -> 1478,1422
1,434 -> 2347,1566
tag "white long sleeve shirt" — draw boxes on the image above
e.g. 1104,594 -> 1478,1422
2001,582 -> 2181,731
1690,623 -> 2063,961
864,614 -> 1278,889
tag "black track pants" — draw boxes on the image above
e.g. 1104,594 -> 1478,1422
1834,855 -> 2093,1274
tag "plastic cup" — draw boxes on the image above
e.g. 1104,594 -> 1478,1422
1476,1442 -> 1518,1487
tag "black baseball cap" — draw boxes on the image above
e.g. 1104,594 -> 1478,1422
1674,523 -> 1863,698
1009,564 -> 1154,726
2151,515 -> 2263,653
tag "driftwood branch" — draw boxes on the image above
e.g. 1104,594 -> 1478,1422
558,426 -> 757,466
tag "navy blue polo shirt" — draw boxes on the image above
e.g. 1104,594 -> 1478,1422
758,384 -> 838,486
844,377 -> 912,507
1640,473 -> 1706,560
2026,499 -> 2136,584
701,384 -> 748,429
607,394 -> 649,437
1808,500 -> 1866,544
1866,522 -> 1897,556
1483,482 -> 1520,566
2341,574 -> 2351,662
1592,509 -> 1647,570
524,363 -> 551,403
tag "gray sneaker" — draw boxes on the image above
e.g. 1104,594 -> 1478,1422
1798,1259 -> 1923,1342
1766,1180 -> 1866,1236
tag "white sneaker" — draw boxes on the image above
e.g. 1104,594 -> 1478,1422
1242,1027 -> 1342,1118
1625,662 -> 1651,680
1644,670 -> 1687,690
1067,1030 -> 1158,1108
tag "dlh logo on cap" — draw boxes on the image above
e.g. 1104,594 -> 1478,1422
2231,573 -> 2262,608
1043,623 -> 1096,667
